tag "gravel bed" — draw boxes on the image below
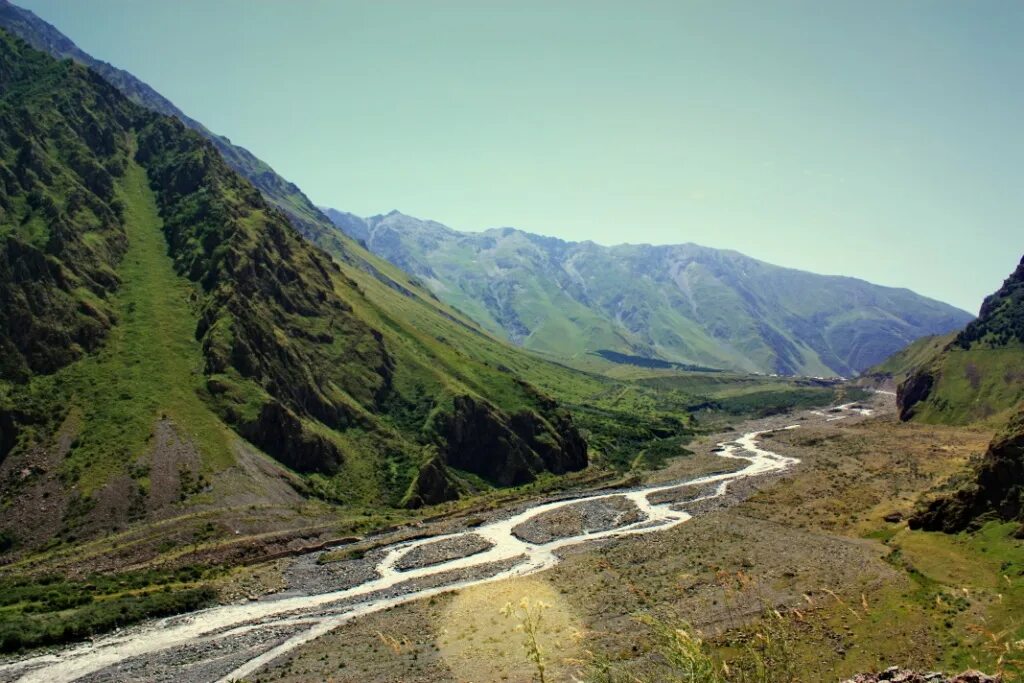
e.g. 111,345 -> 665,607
674,470 -> 787,515
282,545 -> 391,596
647,481 -> 722,506
394,533 -> 493,571
79,623 -> 309,683
512,496 -> 643,544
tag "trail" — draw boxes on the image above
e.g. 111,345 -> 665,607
2,402 -> 876,683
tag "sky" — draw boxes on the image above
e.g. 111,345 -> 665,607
18,0 -> 1024,313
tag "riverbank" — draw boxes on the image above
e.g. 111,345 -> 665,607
0,395 -> 873,682
233,391 -> 1015,682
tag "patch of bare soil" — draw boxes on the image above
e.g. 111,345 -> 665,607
0,408 -> 78,560
145,417 -> 201,515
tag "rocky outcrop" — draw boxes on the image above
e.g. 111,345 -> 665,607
402,455 -> 462,508
0,404 -> 17,464
434,394 -> 588,487
956,255 -> 1024,349
234,400 -> 343,475
897,368 -> 936,421
911,407 -> 1024,534
843,667 -> 999,683
436,396 -> 543,487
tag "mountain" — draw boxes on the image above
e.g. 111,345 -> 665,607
895,255 -> 1024,424
321,209 -> 973,377
871,254 -> 1024,534
0,0 -> 972,381
0,0 -> 349,258
0,29 -> 593,562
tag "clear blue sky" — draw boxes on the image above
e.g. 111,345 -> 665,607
18,1 -> 1024,313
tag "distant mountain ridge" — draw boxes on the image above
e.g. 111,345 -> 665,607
323,208 -> 973,377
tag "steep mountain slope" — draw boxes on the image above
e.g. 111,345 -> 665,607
0,0 -> 971,381
0,30 -> 589,561
0,0 -> 348,257
895,255 -> 1024,424
873,255 -> 1024,534
322,209 -> 973,377
860,332 -> 955,387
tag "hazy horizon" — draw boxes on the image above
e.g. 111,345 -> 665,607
17,0 -> 1024,313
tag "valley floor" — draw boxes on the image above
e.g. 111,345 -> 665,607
4,392 -> 1020,682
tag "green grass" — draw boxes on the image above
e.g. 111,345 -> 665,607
886,523 -> 1024,674
58,154 -> 235,491
911,345 -> 1024,425
0,567 -> 217,652
866,333 -> 954,382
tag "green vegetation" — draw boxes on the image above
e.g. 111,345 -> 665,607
864,332 -> 954,384
892,255 -> 1024,426
322,210 -> 971,377
0,29 -> 851,582
40,158 -> 233,494
879,523 -> 1024,677
900,345 -> 1024,425
0,567 -> 217,652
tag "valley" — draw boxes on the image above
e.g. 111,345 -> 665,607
0,397 -> 885,682
0,3 -> 1021,682
222,391 -> 1022,682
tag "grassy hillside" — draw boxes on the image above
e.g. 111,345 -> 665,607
0,29 -> 598,561
895,256 -> 1024,425
863,333 -> 953,384
324,210 -> 972,377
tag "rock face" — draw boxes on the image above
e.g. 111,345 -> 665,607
842,668 -> 999,683
435,394 -> 587,487
323,210 -> 972,376
897,368 -> 936,421
910,407 -> 1024,534
236,401 -> 343,475
402,455 -> 462,508
956,255 -> 1024,350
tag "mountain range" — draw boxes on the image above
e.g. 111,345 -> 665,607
323,208 -> 973,377
0,0 -> 973,382
0,27 -> 602,562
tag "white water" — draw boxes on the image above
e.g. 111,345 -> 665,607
3,404 -> 875,683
